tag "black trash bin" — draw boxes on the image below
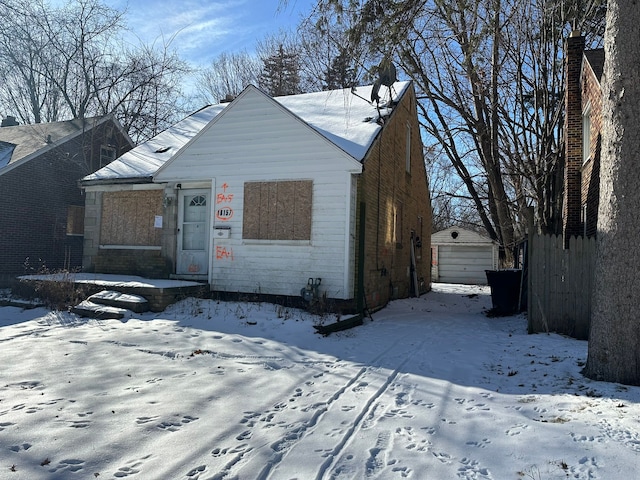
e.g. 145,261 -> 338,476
485,269 -> 522,316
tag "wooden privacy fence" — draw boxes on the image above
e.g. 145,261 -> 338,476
527,234 -> 596,340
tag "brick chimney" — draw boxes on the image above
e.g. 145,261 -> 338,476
1,116 -> 19,127
563,31 -> 585,247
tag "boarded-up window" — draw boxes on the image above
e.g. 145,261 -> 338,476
243,180 -> 312,240
101,190 -> 162,246
67,205 -> 85,236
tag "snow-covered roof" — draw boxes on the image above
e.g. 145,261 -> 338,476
0,141 -> 15,169
81,81 -> 411,184
276,82 -> 408,160
82,105 -> 226,184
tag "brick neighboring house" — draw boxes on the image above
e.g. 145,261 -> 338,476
80,82 -> 432,312
0,115 -> 133,286
564,31 -> 604,243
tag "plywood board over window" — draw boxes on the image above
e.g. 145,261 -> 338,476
101,190 -> 162,246
66,205 -> 85,236
243,180 -> 312,240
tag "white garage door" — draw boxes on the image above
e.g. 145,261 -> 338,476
436,245 -> 494,284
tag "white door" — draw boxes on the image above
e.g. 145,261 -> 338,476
177,189 -> 210,275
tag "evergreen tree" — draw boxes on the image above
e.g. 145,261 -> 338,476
324,49 -> 357,90
258,44 -> 302,96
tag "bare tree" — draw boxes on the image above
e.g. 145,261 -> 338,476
195,51 -> 261,105
93,41 -> 191,142
0,0 -> 190,142
296,12 -> 361,91
310,0 -> 605,261
585,0 -> 640,386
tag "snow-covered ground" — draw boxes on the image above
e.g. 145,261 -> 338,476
1,283 -> 638,479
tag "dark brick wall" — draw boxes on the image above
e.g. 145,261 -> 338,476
0,151 -> 85,280
0,120 -> 131,286
356,84 -> 432,311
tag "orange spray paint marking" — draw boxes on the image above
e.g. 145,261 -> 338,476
217,193 -> 234,204
216,246 -> 234,261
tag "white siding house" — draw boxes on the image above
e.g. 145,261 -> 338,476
80,81 -> 432,311
431,227 -> 498,284
153,87 -> 363,299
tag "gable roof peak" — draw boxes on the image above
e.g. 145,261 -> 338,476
83,81 -> 414,185
584,48 -> 605,83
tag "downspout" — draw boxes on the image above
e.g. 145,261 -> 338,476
357,201 -> 366,315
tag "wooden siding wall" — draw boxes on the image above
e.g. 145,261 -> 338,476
528,233 -> 595,340
100,190 -> 162,246
154,88 -> 363,301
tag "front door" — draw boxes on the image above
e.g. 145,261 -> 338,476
177,189 -> 210,275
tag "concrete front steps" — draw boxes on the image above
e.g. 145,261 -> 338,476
71,290 -> 150,320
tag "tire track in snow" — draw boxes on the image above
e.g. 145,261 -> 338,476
213,330 -> 421,480
262,339 -> 426,480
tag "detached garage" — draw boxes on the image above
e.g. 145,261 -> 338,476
431,227 -> 498,284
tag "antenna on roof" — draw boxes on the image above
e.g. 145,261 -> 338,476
370,59 -> 397,104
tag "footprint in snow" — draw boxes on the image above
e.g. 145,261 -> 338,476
240,411 -> 260,426
211,447 -> 228,457
570,432 -> 605,444
136,415 -> 159,425
458,457 -> 491,479
9,443 -> 32,452
114,454 -> 152,478
411,399 -> 436,409
48,458 -> 85,474
157,415 -> 199,431
186,464 -> 206,478
67,419 -> 90,428
567,456 -> 600,478
465,438 -> 491,448
352,381 -> 368,392
505,423 -> 529,436
433,451 -> 453,464
465,403 -> 491,412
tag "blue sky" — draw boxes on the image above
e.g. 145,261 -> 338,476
107,0 -> 317,66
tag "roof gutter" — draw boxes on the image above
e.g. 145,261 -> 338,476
79,176 -> 154,188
